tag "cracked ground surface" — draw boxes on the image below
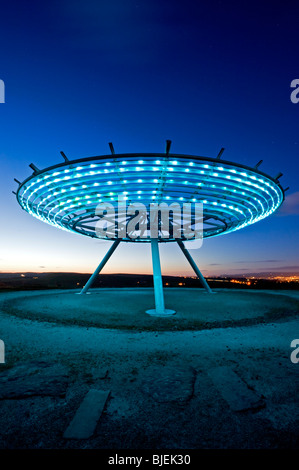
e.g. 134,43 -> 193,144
0,288 -> 299,449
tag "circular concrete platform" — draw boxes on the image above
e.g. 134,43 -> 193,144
2,288 -> 299,331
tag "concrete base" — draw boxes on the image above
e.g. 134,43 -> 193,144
208,366 -> 264,412
146,309 -> 176,317
63,389 -> 110,439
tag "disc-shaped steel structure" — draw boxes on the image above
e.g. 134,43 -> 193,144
14,142 -> 286,316
16,150 -> 284,241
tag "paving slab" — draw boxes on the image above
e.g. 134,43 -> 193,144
63,389 -> 110,439
208,366 -> 264,412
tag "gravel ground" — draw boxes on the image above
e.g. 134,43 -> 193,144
0,288 -> 298,449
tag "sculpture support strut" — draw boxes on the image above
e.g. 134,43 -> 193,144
146,238 -> 176,316
177,239 -> 213,293
79,237 -> 211,311
79,240 -> 120,294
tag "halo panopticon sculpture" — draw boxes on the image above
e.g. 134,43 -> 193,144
15,141 -> 286,316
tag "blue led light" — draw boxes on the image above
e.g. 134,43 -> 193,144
16,151 -> 285,242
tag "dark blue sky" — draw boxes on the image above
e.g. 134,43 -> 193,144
1,0 -> 298,275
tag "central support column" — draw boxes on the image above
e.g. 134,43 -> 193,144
146,238 -> 176,316
79,239 -> 120,294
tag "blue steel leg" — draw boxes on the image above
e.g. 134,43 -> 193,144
79,240 -> 120,294
177,239 -> 213,293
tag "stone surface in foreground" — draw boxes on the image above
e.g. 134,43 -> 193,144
0,361 -> 69,399
142,366 -> 195,403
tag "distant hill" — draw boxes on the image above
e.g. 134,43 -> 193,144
0,272 -> 298,291
0,272 -> 193,290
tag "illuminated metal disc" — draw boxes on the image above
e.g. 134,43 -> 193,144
16,152 -> 285,242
